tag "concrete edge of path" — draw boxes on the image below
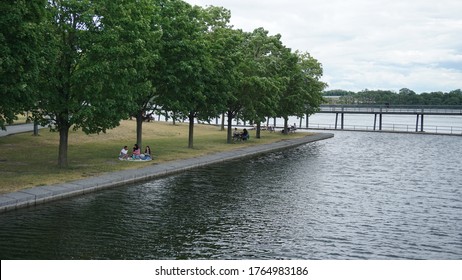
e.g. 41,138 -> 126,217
0,133 -> 334,213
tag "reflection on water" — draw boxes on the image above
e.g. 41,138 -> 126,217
0,132 -> 461,259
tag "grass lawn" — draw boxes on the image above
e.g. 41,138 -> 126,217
0,120 -> 309,194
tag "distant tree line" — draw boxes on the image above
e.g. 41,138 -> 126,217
324,89 -> 462,105
1,0 -> 326,167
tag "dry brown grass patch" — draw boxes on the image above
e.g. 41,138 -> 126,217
0,120 -> 309,194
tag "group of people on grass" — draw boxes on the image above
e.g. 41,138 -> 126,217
119,144 -> 152,160
233,128 -> 250,141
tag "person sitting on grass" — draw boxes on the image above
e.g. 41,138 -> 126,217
119,145 -> 129,159
144,145 -> 152,159
132,144 -> 141,159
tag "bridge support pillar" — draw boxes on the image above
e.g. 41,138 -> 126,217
416,114 -> 425,132
374,114 -> 383,130
379,114 -> 382,130
335,113 -> 338,129
335,113 -> 344,130
421,114 -> 424,132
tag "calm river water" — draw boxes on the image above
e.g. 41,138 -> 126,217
0,131 -> 461,260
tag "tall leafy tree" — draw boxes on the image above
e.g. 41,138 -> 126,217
276,51 -> 326,134
100,0 -> 162,151
0,0 -> 46,129
225,28 -> 285,141
154,0 -> 201,148
221,29 -> 249,143
297,51 -> 326,121
202,9 -> 245,142
33,0 -> 156,167
155,1 -> 229,148
241,29 -> 287,139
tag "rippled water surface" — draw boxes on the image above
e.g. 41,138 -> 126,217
1,131 -> 461,259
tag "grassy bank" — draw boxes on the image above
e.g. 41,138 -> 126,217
0,120 -> 309,194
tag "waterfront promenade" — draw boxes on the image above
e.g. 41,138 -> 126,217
0,132 -> 333,213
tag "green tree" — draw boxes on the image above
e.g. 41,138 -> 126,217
324,90 -> 354,104
33,0 -> 154,167
324,89 -> 354,96
445,89 -> 462,105
241,28 -> 287,139
276,51 -> 326,134
155,1 -> 230,148
225,28 -> 284,141
201,8 -> 245,142
0,0 -> 46,129
217,29 -> 250,143
101,0 -> 162,151
154,0 -> 202,148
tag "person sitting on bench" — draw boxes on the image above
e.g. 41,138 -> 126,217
241,128 -> 249,140
233,128 -> 241,141
290,123 -> 297,133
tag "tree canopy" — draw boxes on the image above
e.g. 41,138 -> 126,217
0,0 -> 46,129
1,0 -> 328,166
32,0 -> 161,167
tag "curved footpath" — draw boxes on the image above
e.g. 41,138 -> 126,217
0,123 -> 42,137
0,133 -> 333,213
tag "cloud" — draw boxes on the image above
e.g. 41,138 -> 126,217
185,0 -> 462,93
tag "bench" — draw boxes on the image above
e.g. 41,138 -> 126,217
232,133 -> 250,142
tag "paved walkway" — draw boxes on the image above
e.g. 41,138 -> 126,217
0,132 -> 334,213
0,123 -> 45,137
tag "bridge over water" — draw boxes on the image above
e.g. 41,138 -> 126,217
315,104 -> 462,132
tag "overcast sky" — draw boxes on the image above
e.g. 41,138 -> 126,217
185,0 -> 461,93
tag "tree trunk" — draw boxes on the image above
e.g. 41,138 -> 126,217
136,111 -> 143,150
188,112 -> 194,148
33,119 -> 39,136
227,110 -> 234,143
221,113 -> 225,131
283,117 -> 289,135
306,112 -> 309,128
256,122 -> 261,139
58,126 -> 69,168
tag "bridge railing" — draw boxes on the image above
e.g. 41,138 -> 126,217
305,122 -> 462,135
319,104 -> 462,114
